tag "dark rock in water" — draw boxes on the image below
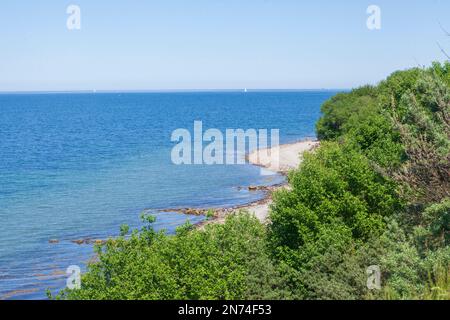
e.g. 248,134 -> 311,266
238,185 -> 271,192
158,207 -> 207,216
71,238 -> 106,245
248,185 -> 271,192
48,239 -> 59,244
184,208 -> 205,216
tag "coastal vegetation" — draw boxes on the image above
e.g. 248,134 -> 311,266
60,62 -> 449,300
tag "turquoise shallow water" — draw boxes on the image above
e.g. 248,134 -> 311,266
0,91 -> 338,299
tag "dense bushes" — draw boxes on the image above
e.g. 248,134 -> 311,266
269,141 -> 399,263
317,63 -> 450,204
266,141 -> 403,299
61,62 -> 449,300
316,85 -> 379,141
391,72 -> 450,204
61,213 -> 293,300
278,62 -> 450,299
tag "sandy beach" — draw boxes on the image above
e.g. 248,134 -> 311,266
247,140 -> 319,174
199,139 -> 319,227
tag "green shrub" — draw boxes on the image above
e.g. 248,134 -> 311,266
267,141 -> 402,300
316,86 -> 378,140
414,199 -> 450,251
269,142 -> 399,257
390,71 -> 450,204
61,212 -> 292,300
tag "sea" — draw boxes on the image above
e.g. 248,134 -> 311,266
0,90 -> 338,299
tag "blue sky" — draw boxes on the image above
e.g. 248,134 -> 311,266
0,0 -> 449,91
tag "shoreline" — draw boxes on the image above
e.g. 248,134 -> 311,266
196,138 -> 319,228
13,138 -> 319,300
66,138 -> 320,242
60,139 -> 320,243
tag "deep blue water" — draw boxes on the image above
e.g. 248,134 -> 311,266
0,91 -> 337,299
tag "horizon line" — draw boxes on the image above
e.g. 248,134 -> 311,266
0,88 -> 350,95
